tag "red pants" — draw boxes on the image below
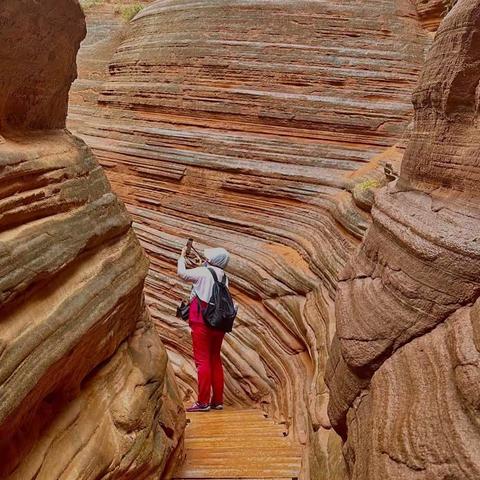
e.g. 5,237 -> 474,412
189,297 -> 225,405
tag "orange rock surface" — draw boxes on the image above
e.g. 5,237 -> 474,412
0,1 -> 184,478
68,1 -> 435,478
413,0 -> 451,31
326,1 -> 480,477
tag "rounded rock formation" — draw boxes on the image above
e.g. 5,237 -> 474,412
326,1 -> 480,477
0,1 -> 185,478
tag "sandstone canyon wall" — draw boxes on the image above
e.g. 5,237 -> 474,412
68,1 -> 435,477
326,0 -> 480,478
0,1 -> 184,479
413,0 -> 453,30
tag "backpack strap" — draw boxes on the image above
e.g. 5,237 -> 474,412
207,267 -> 227,285
207,267 -> 219,283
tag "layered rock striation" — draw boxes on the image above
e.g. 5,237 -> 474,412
0,1 -> 184,478
68,1 -> 432,477
413,0 -> 452,31
326,1 -> 480,477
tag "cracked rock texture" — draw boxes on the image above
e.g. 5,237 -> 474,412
68,1 -> 434,477
326,0 -> 480,478
0,1 -> 184,479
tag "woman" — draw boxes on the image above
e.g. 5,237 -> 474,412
177,246 -> 230,412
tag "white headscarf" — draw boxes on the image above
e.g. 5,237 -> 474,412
204,247 -> 230,269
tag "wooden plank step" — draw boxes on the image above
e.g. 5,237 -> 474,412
182,455 -> 302,464
185,418 -> 278,426
174,467 -> 300,479
183,447 -> 300,455
174,466 -> 300,476
173,408 -> 302,480
185,441 -> 295,450
185,429 -> 288,438
185,423 -> 286,431
186,409 -> 264,416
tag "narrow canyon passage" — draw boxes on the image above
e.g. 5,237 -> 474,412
2,1 -> 479,480
173,408 -> 302,480
0,0 -> 480,480
67,2 -> 431,477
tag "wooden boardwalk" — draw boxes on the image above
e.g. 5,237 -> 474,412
173,408 -> 302,480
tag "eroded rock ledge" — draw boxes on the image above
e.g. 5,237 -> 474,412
326,1 -> 480,477
0,1 -> 184,478
413,0 -> 452,31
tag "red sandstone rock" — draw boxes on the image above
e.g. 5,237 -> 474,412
413,0 -> 451,31
0,1 -> 184,478
326,0 -> 480,477
0,0 -> 84,130
68,1 -> 431,478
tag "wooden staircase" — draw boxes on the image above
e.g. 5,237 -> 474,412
173,408 -> 302,480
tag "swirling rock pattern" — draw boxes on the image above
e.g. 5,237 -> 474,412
68,1 -> 432,477
0,1 -> 184,478
326,1 -> 480,477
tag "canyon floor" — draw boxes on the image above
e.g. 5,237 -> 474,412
174,408 -> 302,480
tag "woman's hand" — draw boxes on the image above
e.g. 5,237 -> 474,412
181,246 -> 187,257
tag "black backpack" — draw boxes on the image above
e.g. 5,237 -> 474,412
202,267 -> 237,332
